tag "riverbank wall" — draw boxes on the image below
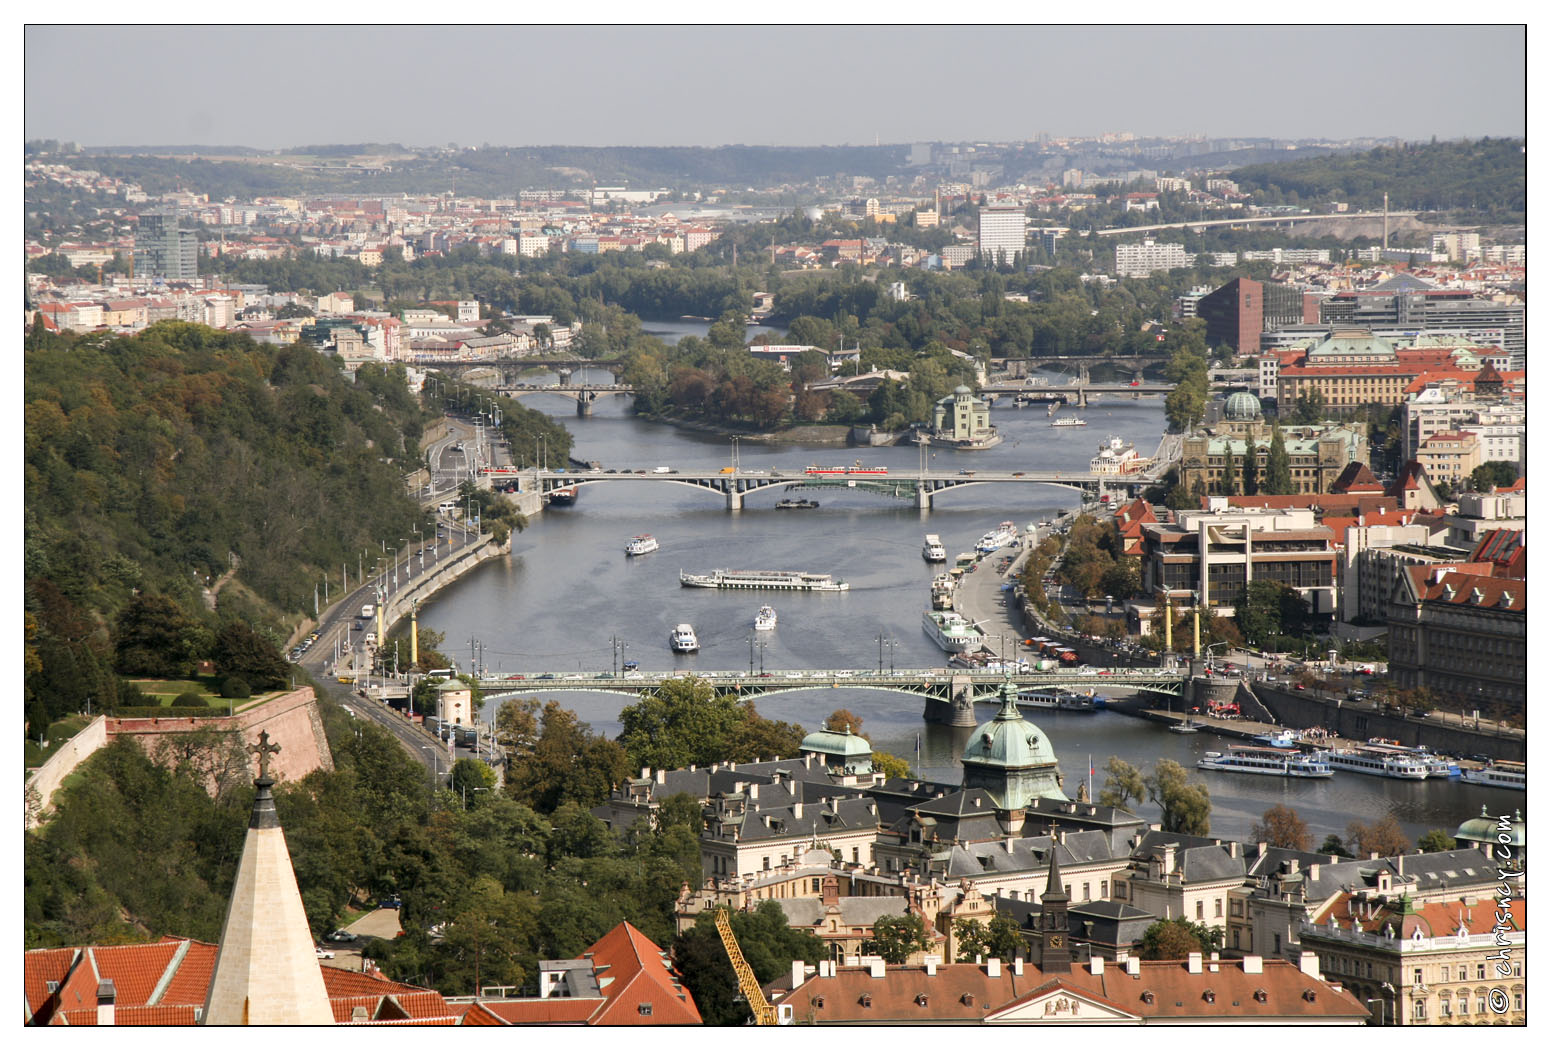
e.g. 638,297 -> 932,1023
380,532 -> 510,631
1253,686 -> 1525,762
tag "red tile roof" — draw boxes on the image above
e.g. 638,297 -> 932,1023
1313,893 -> 1524,939
24,948 -> 77,1017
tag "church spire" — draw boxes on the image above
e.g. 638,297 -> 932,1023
1039,831 -> 1071,974
202,732 -> 334,1025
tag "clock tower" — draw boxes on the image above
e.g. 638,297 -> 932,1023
1038,835 -> 1071,974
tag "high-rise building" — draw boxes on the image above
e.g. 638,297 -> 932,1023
134,210 -> 199,281
1197,277 -> 1317,355
1113,239 -> 1188,278
977,204 -> 1026,267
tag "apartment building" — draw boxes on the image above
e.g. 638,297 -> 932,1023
1114,239 -> 1188,278
977,204 -> 1027,265
1387,564 -> 1525,708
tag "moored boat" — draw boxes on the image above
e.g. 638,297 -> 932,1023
680,569 -> 848,591
975,521 -> 1018,553
1168,719 -> 1200,735
774,498 -> 820,509
922,609 -> 985,653
930,573 -> 957,610
1198,747 -> 1333,778
1017,687 -> 1096,712
625,534 -> 659,556
1459,760 -> 1525,790
547,484 -> 579,505
1324,747 -> 1429,780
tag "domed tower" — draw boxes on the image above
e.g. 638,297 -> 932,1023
960,680 -> 1067,825
799,724 -> 874,779
1221,391 -> 1266,439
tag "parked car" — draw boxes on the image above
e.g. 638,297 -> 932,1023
315,948 -> 335,960
326,929 -> 358,944
379,895 -> 402,909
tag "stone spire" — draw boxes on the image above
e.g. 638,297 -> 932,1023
202,732 -> 334,1025
1038,833 -> 1071,974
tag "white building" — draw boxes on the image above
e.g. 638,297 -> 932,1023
1114,239 -> 1188,278
977,204 -> 1027,266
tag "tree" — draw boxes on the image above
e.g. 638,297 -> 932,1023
1250,804 -> 1311,851
1098,756 -> 1146,810
871,751 -> 912,779
1220,444 -> 1238,495
1145,759 -> 1211,835
672,901 -> 824,1025
210,620 -> 288,691
954,918 -> 989,961
1345,815 -> 1411,858
1139,918 -> 1223,960
1469,460 -> 1518,491
1263,425 -> 1294,495
1293,388 -> 1327,424
826,708 -> 863,736
449,757 -> 496,806
114,592 -> 202,678
1234,580 -> 1306,645
986,911 -> 1027,961
1416,829 -> 1457,853
865,912 -> 930,964
494,697 -> 539,751
504,701 -> 631,813
1319,834 -> 1353,858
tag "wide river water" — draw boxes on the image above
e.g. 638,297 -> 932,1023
419,342 -> 1522,846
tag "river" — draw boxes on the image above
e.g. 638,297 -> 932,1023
419,355 -> 1521,846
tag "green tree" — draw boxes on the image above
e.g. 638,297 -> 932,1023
871,751 -> 912,779
448,757 -> 497,806
1145,759 -> 1211,835
864,912 -> 930,964
114,592 -> 202,678
1293,388 -> 1327,424
210,620 -> 289,691
1097,756 -> 1146,810
672,901 -> 824,1025
1234,580 -> 1307,645
1416,829 -> 1457,853
1220,444 -> 1238,496
1319,833 -> 1353,858
504,701 -> 631,813
954,918 -> 989,961
1139,918 -> 1223,960
1250,804 -> 1311,851
1469,460 -> 1518,491
1263,425 -> 1294,495
986,911 -> 1027,961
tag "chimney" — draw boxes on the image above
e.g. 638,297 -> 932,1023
1299,952 -> 1321,978
1228,841 -> 1238,858
656,769 -> 667,785
793,802 -> 803,819
1013,957 -> 1024,976
749,783 -> 760,800
96,978 -> 116,1026
1241,955 -> 1263,974
1187,952 -> 1203,974
641,766 -> 650,779
986,957 -> 1001,978
1126,956 -> 1141,977
869,957 -> 886,979
1209,951 -> 1220,972
1089,956 -> 1104,975
1309,863 -> 1321,882
791,959 -> 807,991
925,955 -> 939,976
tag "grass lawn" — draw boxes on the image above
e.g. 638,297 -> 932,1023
24,714 -> 94,768
127,677 -> 223,703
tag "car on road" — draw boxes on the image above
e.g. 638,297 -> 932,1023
379,896 -> 401,909
315,948 -> 335,960
326,930 -> 358,944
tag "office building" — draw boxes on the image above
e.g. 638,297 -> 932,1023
1196,277 -> 1318,355
133,210 -> 199,282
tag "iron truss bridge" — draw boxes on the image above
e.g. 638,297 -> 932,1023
476,666 -> 1188,703
532,467 -> 1151,510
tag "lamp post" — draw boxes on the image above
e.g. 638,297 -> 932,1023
421,746 -> 440,805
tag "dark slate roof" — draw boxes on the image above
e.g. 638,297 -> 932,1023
911,789 -> 999,819
727,797 -> 880,843
1129,830 -> 1222,858
1070,900 -> 1155,922
1176,845 -> 1246,882
1024,797 -> 1147,831
777,897 -> 911,929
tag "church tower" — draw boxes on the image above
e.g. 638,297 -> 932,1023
1038,838 -> 1071,974
202,731 -> 334,1025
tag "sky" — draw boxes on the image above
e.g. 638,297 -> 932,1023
23,25 -> 1529,151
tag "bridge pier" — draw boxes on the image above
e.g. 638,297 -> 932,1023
576,391 -> 594,417
916,485 -> 933,511
923,675 -> 980,726
725,486 -> 743,511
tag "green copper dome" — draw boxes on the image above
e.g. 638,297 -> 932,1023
1224,391 -> 1263,421
1454,805 -> 1525,847
800,725 -> 873,759
962,683 -> 1058,769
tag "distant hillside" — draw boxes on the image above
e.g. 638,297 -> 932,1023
1231,137 -> 1525,220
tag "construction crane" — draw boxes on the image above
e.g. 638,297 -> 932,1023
713,906 -> 778,1026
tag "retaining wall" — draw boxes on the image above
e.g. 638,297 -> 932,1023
1255,686 -> 1525,762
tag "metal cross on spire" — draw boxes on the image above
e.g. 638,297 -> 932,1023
249,730 -> 281,781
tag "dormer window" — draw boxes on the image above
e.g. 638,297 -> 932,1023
1141,991 -> 1155,1004
860,994 -> 873,1008
811,996 -> 825,1008
637,1003 -> 653,1016
1254,989 -> 1268,1003
1203,989 -> 1215,1003
961,993 -> 975,1006
915,994 -> 929,1007
1303,989 -> 1317,1002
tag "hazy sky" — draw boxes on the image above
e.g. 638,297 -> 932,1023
25,25 -> 1526,150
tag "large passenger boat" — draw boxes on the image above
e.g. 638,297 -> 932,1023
1017,687 -> 1097,712
1324,747 -> 1430,780
922,534 -> 947,562
922,610 -> 985,653
1050,417 -> 1088,428
1198,747 -> 1333,778
679,569 -> 849,592
1459,760 -> 1526,790
975,521 -> 1019,553
624,534 -> 659,556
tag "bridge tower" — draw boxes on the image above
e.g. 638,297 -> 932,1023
922,674 -> 980,726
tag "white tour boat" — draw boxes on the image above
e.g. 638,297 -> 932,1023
975,521 -> 1019,554
922,534 -> 947,563
1017,687 -> 1096,712
669,624 -> 699,653
1459,760 -> 1526,790
1198,747 -> 1333,778
679,569 -> 848,592
922,610 -> 985,653
930,573 -> 957,610
625,534 -> 660,556
754,605 -> 777,631
1050,417 -> 1088,428
1324,747 -> 1429,780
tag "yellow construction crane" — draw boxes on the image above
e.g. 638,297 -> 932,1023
713,906 -> 778,1026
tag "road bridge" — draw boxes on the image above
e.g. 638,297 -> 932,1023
495,382 -> 635,416
1093,209 -> 1417,236
529,465 -> 1153,510
477,667 -> 1188,726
